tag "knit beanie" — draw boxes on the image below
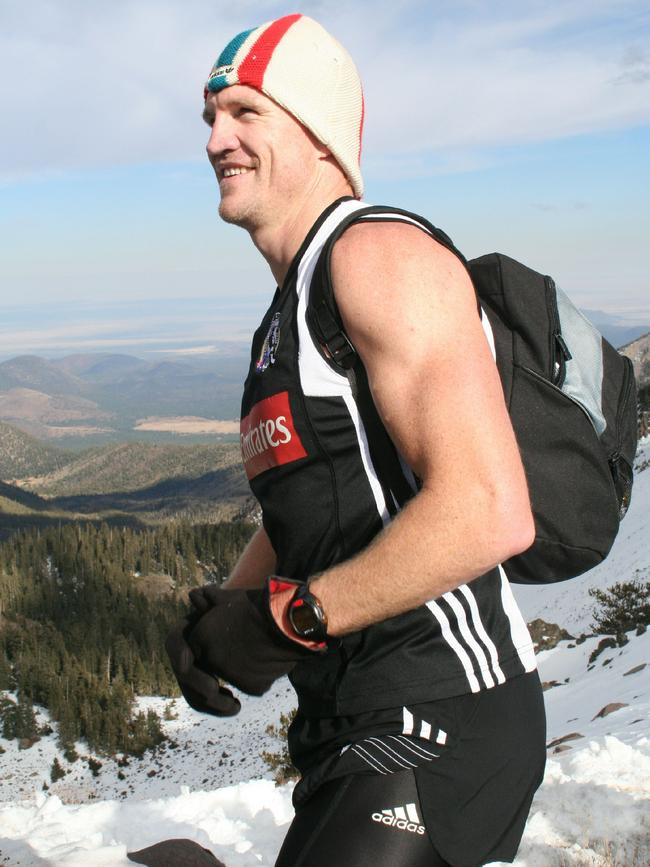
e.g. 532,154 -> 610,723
204,13 -> 365,198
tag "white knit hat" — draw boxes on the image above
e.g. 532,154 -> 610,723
204,13 -> 365,198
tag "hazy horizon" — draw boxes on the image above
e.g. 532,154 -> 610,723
2,1 -> 649,348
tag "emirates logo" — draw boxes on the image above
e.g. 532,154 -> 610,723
240,391 -> 307,480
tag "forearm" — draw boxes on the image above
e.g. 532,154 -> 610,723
310,476 -> 533,636
222,526 -> 277,590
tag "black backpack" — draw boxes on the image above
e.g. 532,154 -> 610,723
307,206 -> 638,585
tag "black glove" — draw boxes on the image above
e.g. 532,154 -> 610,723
184,582 -> 318,697
165,613 -> 241,717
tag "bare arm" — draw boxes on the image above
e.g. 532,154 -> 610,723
310,221 -> 535,635
222,526 -> 277,590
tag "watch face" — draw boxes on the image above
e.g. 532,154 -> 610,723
290,600 -> 319,636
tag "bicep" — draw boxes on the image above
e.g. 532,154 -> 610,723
332,223 -> 522,491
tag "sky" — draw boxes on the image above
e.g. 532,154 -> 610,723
1,0 -> 649,357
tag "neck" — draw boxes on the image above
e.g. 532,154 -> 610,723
251,176 -> 354,286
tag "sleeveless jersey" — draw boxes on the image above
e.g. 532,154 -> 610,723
240,197 -> 536,719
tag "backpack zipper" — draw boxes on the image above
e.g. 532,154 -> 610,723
544,276 -> 572,386
615,357 -> 635,445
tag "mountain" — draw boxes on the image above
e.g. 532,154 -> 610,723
0,387 -> 112,426
22,441 -> 245,498
51,353 -> 150,380
0,352 -> 246,440
0,437 -> 251,534
619,330 -> 650,389
582,310 -> 650,349
0,355 -> 86,395
0,421 -> 76,479
0,419 -> 251,533
0,479 -> 50,512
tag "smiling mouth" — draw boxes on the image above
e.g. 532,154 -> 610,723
221,167 -> 253,179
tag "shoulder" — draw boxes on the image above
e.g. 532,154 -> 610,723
329,216 -> 476,349
331,217 -> 464,274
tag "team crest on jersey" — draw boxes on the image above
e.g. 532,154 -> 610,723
256,312 -> 281,373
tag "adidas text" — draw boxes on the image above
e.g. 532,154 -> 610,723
371,813 -> 425,835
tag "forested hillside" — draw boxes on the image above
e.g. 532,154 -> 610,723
0,520 -> 255,757
0,421 -> 75,478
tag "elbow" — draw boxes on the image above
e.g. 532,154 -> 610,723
491,497 -> 536,562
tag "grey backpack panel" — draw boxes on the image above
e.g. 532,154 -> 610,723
555,286 -> 606,436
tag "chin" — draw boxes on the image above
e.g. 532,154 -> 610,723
219,198 -> 261,230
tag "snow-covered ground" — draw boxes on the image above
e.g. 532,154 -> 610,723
1,440 -> 649,866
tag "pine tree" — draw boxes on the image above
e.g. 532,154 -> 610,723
590,580 -> 650,635
50,757 -> 66,783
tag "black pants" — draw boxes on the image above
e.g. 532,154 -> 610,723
275,770 -> 450,867
276,672 -> 546,867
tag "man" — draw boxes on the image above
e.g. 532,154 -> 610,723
167,14 -> 545,866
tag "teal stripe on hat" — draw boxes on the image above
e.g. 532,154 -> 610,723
217,26 -> 256,68
206,72 -> 231,93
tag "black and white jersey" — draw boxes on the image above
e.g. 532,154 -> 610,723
240,197 -> 536,719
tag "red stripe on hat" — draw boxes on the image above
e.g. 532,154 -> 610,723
358,90 -> 365,164
238,13 -> 302,89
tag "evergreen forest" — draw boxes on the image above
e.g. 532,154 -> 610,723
0,520 -> 255,757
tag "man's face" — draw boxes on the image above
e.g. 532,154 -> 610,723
204,84 -> 325,232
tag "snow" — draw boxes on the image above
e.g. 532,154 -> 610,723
1,440 -> 649,865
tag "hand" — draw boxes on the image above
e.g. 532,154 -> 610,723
165,615 -> 241,717
184,582 -> 318,696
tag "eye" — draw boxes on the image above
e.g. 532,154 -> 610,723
237,105 -> 257,117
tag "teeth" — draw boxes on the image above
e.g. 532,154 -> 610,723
222,167 -> 251,178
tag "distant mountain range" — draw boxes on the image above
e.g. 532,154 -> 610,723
0,352 -> 248,444
582,310 -> 650,350
1,321 -> 648,447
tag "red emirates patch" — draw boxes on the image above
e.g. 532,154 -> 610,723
240,391 -> 307,480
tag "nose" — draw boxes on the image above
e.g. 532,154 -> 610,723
206,113 -> 239,163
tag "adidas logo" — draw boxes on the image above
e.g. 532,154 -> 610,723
371,803 -> 426,835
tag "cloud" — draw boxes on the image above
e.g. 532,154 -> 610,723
1,0 -> 649,181
530,201 -> 591,212
612,45 -> 650,84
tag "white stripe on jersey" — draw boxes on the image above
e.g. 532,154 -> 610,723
295,198 -> 366,399
442,590 -> 496,689
402,707 -> 414,735
294,199 -> 391,527
481,311 -> 497,362
459,584 -> 506,685
426,598 -> 481,693
342,392 -> 390,526
498,565 -> 537,673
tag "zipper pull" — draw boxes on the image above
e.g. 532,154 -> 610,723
555,332 -> 572,361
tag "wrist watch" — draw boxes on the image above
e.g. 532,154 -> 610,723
288,583 -> 329,643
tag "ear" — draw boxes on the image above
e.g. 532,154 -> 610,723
314,142 -> 332,162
